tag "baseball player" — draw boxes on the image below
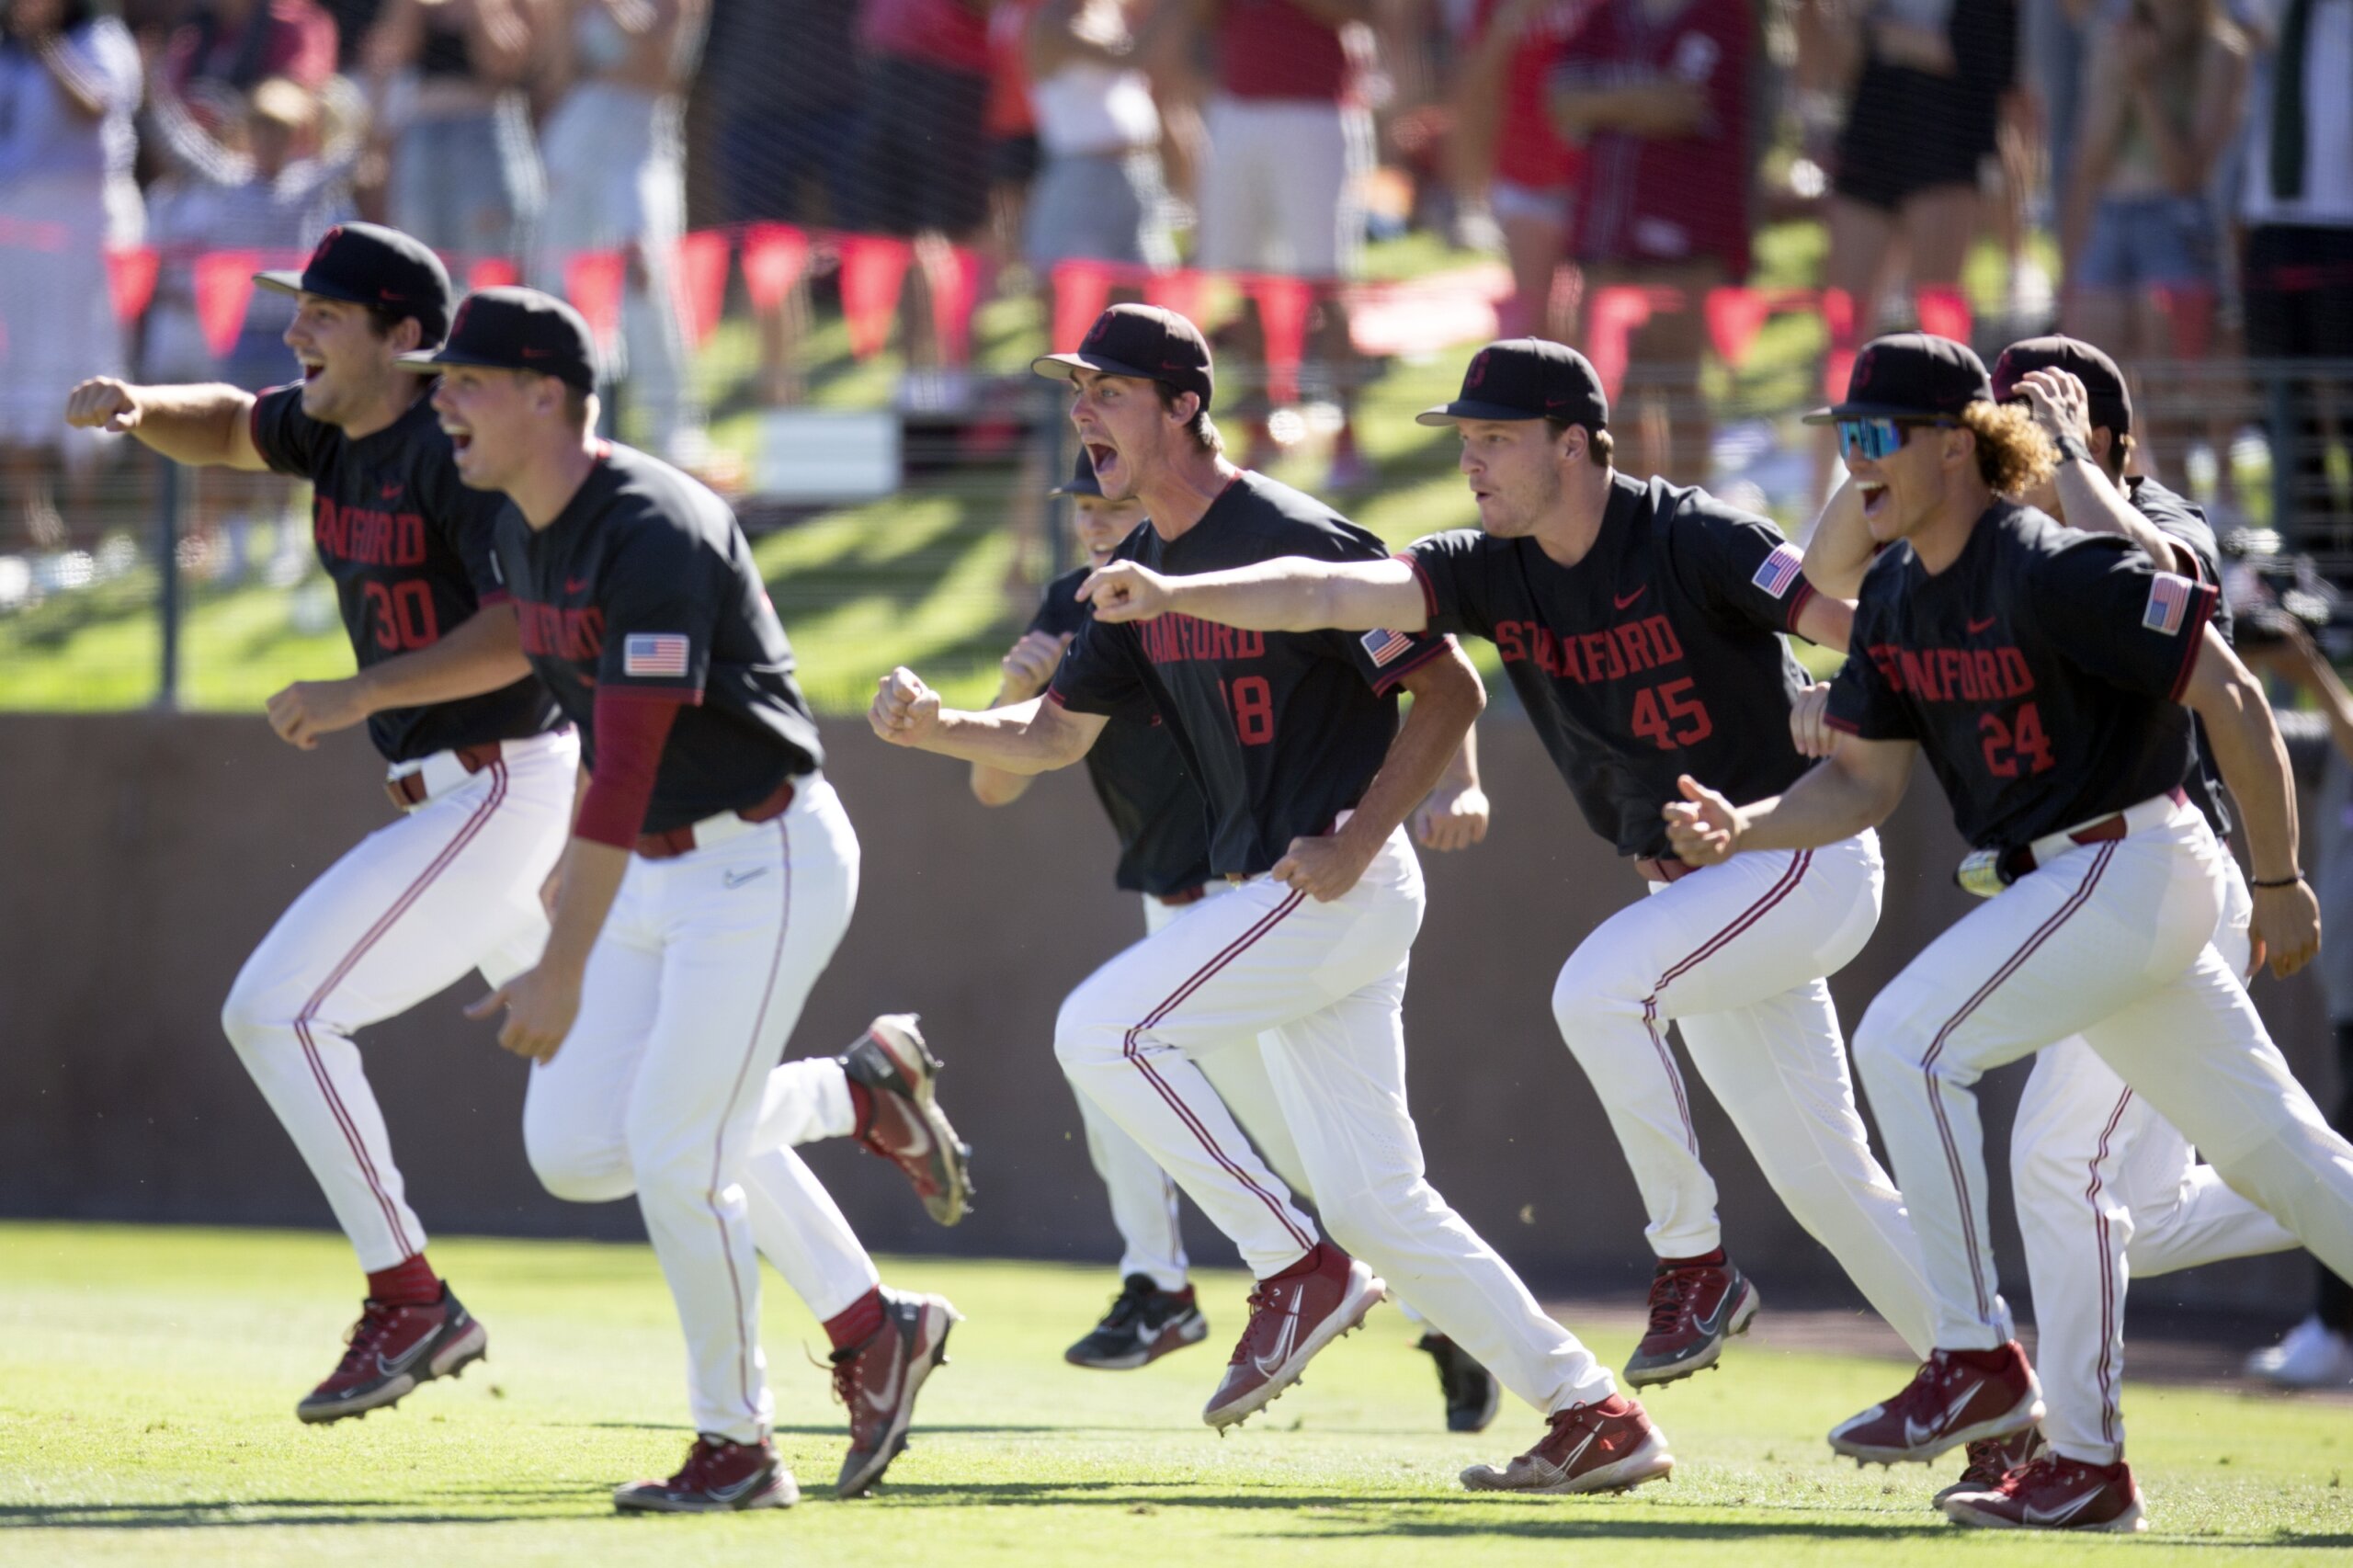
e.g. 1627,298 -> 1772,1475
63,223 -> 576,1426
1805,334 -> 2304,1506
1666,333 -> 2353,1532
415,288 -> 959,1512
1075,336 -> 1945,1390
874,302 -> 1672,1497
973,450 -> 1501,1430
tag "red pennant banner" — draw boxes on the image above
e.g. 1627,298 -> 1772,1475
1051,261 -> 1114,357
741,223 -> 810,314
1251,276 -> 1312,406
836,234 -> 912,360
926,244 -> 983,365
1143,269 -> 1208,330
1584,285 -> 1655,405
194,250 -> 260,359
466,256 -> 519,292
563,250 -> 628,352
672,229 -> 731,348
1914,285 -> 1971,345
104,245 -> 159,324
1704,287 -> 1771,371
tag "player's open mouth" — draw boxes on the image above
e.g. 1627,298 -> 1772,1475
1085,441 -> 1119,483
442,424 -> 474,453
301,359 -> 325,381
1858,483 -> 1888,517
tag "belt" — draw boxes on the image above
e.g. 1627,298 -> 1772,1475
1959,787 -> 2187,896
634,778 -> 798,860
1635,856 -> 1699,884
1155,883 -> 1210,907
386,742 -> 506,811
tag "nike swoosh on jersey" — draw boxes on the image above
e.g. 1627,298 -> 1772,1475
565,576 -> 592,593
1967,616 -> 1997,634
1614,585 -> 1649,610
1904,1381 -> 1986,1447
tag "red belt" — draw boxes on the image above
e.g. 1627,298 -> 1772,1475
1155,883 -> 1210,907
385,742 -> 505,811
2004,786 -> 2188,880
634,778 -> 797,860
1635,856 -> 1699,885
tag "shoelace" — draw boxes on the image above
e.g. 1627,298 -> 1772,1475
1997,1454 -> 2070,1497
1098,1278 -> 1155,1333
1644,1269 -> 1699,1336
1227,1279 -> 1279,1366
1956,1438 -> 2011,1489
330,1301 -> 401,1376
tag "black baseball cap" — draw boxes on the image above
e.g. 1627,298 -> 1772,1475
396,287 -> 597,392
1032,304 -> 1215,415
1050,449 -> 1104,497
1804,332 -> 1994,423
254,222 -> 452,346
1417,338 -> 1609,429
1992,335 -> 2132,436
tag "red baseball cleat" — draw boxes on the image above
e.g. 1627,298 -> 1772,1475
1065,1274 -> 1210,1369
832,1288 -> 960,1497
295,1284 -> 486,1424
1622,1256 -> 1760,1387
1933,1424 -> 2048,1506
1459,1393 -> 1676,1494
844,1016 -> 974,1227
1940,1453 -> 2146,1532
1829,1343 -> 2045,1465
612,1434 -> 797,1513
1201,1242 -> 1384,1430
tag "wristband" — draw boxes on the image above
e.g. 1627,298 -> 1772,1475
2052,430 -> 2093,466
2252,873 -> 2304,889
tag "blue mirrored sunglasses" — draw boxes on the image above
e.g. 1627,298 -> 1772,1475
1836,417 -> 1953,462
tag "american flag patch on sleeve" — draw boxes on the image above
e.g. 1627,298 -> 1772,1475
1750,542 -> 1805,598
622,632 -> 691,676
2143,573 -> 2193,636
1360,628 -> 1415,667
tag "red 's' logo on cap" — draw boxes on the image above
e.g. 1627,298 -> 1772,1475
1853,347 -> 1879,392
1083,313 -> 1112,349
450,299 -> 473,336
312,226 -> 344,267
1467,349 -> 1490,390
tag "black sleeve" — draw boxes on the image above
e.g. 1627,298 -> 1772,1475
1824,597 -> 1918,741
246,382 -> 329,479
1671,495 -> 1817,637
2030,534 -> 2219,702
1027,571 -> 1088,640
1399,530 -> 1495,640
2131,485 -> 2222,587
1048,613 -> 1150,716
595,519 -> 718,702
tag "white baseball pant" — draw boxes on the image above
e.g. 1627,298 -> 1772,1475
1853,796 -> 2353,1369
520,776 -> 874,1443
2011,854 -> 2298,1462
1551,832 -> 1938,1356
221,729 -> 578,1273
1054,824 -> 1617,1414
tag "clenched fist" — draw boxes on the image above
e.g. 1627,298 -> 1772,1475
998,630 -> 1072,700
64,377 -> 142,435
870,665 -> 941,746
1078,561 -> 1173,622
1661,774 -> 1742,866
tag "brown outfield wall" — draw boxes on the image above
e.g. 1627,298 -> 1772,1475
0,711 -> 2332,1320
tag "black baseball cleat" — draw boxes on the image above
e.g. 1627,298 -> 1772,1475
1066,1274 -> 1211,1369
613,1434 -> 798,1513
843,1015 -> 975,1227
1416,1332 -> 1502,1433
296,1284 -> 486,1424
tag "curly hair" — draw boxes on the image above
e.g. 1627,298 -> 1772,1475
1958,402 -> 2057,497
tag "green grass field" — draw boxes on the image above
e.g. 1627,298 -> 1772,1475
2,1223 -> 2347,1565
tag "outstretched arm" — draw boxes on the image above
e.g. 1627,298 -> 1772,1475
63,379 -> 267,471
871,665 -> 1108,773
1081,556 -> 1428,634
1664,732 -> 1916,864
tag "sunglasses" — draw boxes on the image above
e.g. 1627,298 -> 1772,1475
1836,417 -> 1953,463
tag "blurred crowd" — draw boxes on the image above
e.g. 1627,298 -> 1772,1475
2,0 -> 2349,543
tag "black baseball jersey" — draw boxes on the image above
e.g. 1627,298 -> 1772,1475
1031,568 -> 1214,897
1048,472 -> 1450,876
1827,501 -> 2216,851
2128,474 -> 2234,838
492,442 -> 824,835
248,383 -> 558,763
1403,474 -> 1818,860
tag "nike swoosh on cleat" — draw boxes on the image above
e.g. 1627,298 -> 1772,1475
1904,1381 -> 1984,1448
707,1471 -> 770,1505
2022,1491 -> 2104,1528
1691,1283 -> 1742,1337
1251,1298 -> 1303,1378
375,1335 -> 435,1379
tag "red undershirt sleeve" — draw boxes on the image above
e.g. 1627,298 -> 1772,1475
574,688 -> 685,848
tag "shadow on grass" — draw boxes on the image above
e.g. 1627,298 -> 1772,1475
0,1485 -> 599,1530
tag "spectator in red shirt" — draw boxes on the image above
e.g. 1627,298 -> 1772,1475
1550,0 -> 1750,484
1454,0 -> 1591,338
1193,0 -> 1375,487
851,0 -> 993,408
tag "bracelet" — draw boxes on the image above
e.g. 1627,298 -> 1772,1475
2252,873 -> 2304,889
2052,430 -> 2093,466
